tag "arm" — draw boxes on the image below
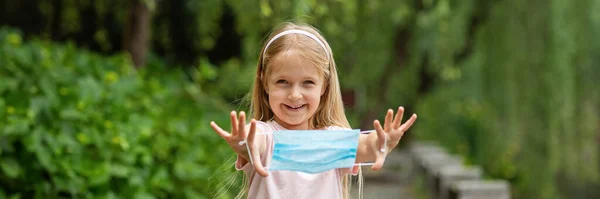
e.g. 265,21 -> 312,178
355,107 -> 418,170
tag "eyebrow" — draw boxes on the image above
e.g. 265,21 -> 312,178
271,75 -> 320,81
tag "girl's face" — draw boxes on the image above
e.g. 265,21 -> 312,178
265,50 -> 326,130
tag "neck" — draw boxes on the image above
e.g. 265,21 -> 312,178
273,118 -> 312,130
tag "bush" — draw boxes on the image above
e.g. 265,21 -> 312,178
0,27 -> 238,198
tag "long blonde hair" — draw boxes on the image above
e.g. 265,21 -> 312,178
249,22 -> 350,130
230,22 -> 361,199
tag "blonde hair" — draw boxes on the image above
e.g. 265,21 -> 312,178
250,22 -> 350,130
226,22 -> 362,199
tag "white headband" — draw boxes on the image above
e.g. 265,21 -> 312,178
262,29 -> 330,59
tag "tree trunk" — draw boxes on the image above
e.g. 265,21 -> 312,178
123,0 -> 152,68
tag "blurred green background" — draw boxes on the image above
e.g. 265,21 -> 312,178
1,0 -> 599,198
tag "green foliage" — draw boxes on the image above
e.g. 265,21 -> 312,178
0,27 -> 237,198
411,0 -> 600,198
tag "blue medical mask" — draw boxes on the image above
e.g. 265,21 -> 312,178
240,129 -> 383,174
269,129 -> 360,174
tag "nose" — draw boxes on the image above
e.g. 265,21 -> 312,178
288,86 -> 303,100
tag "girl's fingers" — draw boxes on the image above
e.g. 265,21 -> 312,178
374,120 -> 387,152
371,153 -> 387,171
244,119 -> 256,140
400,114 -> 418,132
230,111 -> 239,136
247,123 -> 256,147
247,124 -> 268,177
238,111 -> 247,138
392,106 -> 404,129
371,120 -> 387,171
210,121 -> 230,139
251,144 -> 268,177
384,109 -> 393,131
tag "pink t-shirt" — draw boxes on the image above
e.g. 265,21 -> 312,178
235,120 -> 358,199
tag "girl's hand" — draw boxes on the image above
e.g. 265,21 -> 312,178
371,106 -> 417,170
210,111 -> 268,177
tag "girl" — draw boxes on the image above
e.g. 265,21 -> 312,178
210,22 -> 417,199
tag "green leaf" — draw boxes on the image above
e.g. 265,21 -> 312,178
77,76 -> 103,103
150,167 -> 172,191
134,191 -> 155,199
9,193 -> 21,199
128,172 -> 144,187
0,77 -> 19,93
88,163 -> 110,186
199,59 -> 217,81
184,188 -> 208,199
3,118 -> 30,136
174,160 -> 209,180
33,182 -> 52,198
23,127 -> 43,151
110,163 -> 130,177
43,132 -> 62,156
57,132 -> 77,152
0,157 -> 22,178
0,137 -> 11,154
51,176 -> 69,192
6,32 -> 22,46
0,98 -> 5,119
29,96 -> 50,117
260,0 -> 272,17
98,191 -> 118,199
59,108 -> 86,120
36,144 -> 56,173
39,76 -> 58,104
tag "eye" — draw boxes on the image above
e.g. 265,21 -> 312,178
303,80 -> 315,85
276,79 -> 288,84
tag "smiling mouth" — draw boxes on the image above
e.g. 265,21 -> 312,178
285,104 -> 305,110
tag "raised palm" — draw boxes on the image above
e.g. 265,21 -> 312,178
210,111 -> 268,176
371,106 -> 417,170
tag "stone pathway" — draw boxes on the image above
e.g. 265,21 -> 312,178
351,149 -> 421,199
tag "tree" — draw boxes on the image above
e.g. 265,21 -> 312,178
123,0 -> 154,67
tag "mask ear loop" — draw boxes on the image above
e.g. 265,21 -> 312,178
241,139 -> 258,169
237,140 -> 254,166
238,133 -> 271,169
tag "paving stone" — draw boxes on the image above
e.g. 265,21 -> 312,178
449,180 -> 511,199
351,149 -> 418,199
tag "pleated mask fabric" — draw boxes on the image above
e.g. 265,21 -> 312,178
269,129 -> 360,174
